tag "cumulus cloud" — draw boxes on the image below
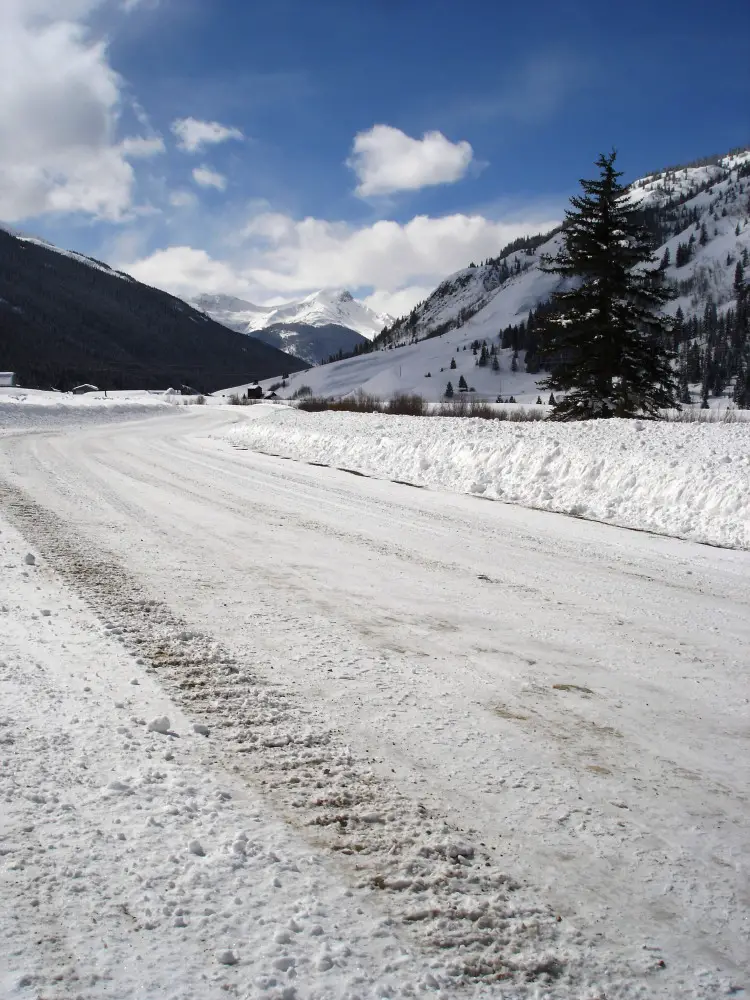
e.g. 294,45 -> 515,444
119,135 -> 165,158
347,125 -> 474,197
126,246 -> 248,297
169,189 -> 198,208
171,117 -> 243,154
123,207 -> 559,316
362,286 -> 436,319
0,0 -> 159,222
192,166 -> 227,191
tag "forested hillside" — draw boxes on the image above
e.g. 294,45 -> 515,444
0,229 -> 306,392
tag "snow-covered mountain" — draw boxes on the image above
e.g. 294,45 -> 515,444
0,228 -> 307,392
253,289 -> 393,340
193,289 -> 394,366
220,147 -> 750,406
191,293 -> 270,333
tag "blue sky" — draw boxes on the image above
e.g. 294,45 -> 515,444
2,0 -> 748,315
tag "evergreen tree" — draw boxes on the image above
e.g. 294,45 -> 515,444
491,354 -> 500,372
536,151 -> 678,419
686,342 -> 702,383
458,374 -> 468,390
735,260 -> 745,293
450,356 -> 457,369
734,368 -> 750,408
444,381 -> 454,398
675,242 -> 691,267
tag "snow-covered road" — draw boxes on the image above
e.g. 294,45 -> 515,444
1,408 -> 748,999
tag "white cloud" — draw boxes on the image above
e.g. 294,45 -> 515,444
347,125 -> 474,197
169,189 -> 198,208
0,1 -> 157,222
171,117 -> 243,154
119,135 -> 165,158
192,166 -> 227,191
123,207 -> 559,316
362,286 -> 435,319
126,246 -> 248,297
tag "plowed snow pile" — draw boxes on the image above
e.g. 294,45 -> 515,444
226,409 -> 750,549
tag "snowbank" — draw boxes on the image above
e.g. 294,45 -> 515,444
226,409 -> 750,549
0,388 -> 173,430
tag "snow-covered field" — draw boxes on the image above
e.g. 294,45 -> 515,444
226,406 -> 750,550
1,407 -> 749,999
0,387 -> 175,428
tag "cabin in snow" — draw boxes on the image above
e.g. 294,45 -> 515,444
0,372 -> 16,387
71,383 -> 99,394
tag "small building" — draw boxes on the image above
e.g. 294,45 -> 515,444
265,390 -> 278,399
0,372 -> 16,387
246,384 -> 263,399
71,383 -> 99,394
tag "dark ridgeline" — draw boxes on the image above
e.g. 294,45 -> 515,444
253,322 -> 368,366
0,228 -> 306,392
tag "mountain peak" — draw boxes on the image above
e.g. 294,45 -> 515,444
194,287 -> 393,342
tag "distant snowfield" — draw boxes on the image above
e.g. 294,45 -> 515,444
226,407 -> 750,550
0,387 -> 173,428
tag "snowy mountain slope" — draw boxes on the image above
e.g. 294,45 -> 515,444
194,288 -> 393,340
7,228 -> 136,283
259,289 -> 393,339
193,289 -> 391,365
221,235 -> 568,403
221,146 -> 749,404
0,228 -> 307,392
191,292 -> 270,332
632,148 -> 750,318
250,322 -> 368,366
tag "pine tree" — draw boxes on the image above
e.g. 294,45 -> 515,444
492,355 -> 500,372
735,261 -> 745,293
536,151 -> 678,419
734,368 -> 750,408
458,375 -> 468,390
444,381 -> 454,398
450,357 -> 457,369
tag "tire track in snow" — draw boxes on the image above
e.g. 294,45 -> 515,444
0,477 -> 609,994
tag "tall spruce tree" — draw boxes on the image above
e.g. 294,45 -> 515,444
537,151 -> 678,420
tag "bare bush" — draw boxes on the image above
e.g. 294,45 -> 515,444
435,398 -> 545,421
661,406 -> 741,423
388,393 -> 428,416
